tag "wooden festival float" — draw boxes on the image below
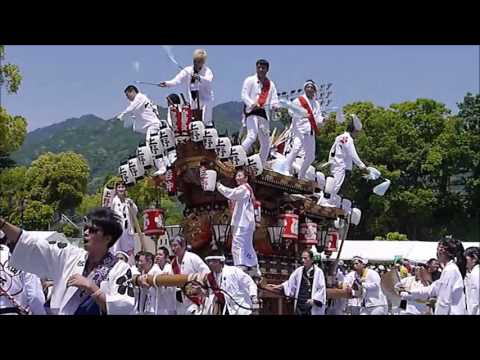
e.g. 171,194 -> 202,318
117,103 -> 355,314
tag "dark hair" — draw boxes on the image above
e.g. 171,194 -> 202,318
302,250 -> 314,260
157,246 -> 170,257
138,251 -> 155,264
256,59 -> 269,70
124,85 -> 139,94
167,93 -> 181,105
346,117 -> 355,133
464,247 -> 480,266
0,231 -> 6,245
427,258 -> 438,265
236,167 -> 249,180
115,181 -> 126,189
134,253 -> 140,262
438,237 -> 466,278
86,208 -> 123,248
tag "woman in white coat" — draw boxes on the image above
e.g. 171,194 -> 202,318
400,238 -> 467,315
0,208 -> 135,315
274,250 -> 326,315
463,247 -> 479,315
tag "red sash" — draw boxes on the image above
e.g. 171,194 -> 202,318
257,78 -> 271,107
172,257 -> 181,274
298,95 -> 320,136
207,272 -> 225,305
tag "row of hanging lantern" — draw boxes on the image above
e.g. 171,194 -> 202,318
276,82 -> 334,113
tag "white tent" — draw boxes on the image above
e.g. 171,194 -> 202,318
323,240 -> 480,263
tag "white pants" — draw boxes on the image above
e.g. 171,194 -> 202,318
241,115 -> 270,165
285,130 -> 315,179
231,226 -> 258,268
360,305 -> 388,315
322,164 -> 347,206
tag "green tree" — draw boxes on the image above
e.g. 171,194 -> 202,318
8,200 -> 55,231
0,166 -> 28,219
24,152 -> 90,213
76,193 -> 102,216
315,99 -> 472,241
0,45 -> 26,169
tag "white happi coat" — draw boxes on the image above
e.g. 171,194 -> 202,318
164,65 -> 214,125
135,264 -> 161,315
216,183 -> 255,230
343,271 -> 362,311
216,182 -> 258,267
283,264 -> 326,315
241,74 -> 279,164
329,131 -> 366,172
0,244 -> 46,315
408,260 -> 466,315
110,196 -> 138,254
174,251 -> 209,315
464,264 -> 479,315
360,269 -> 388,308
285,94 -> 324,178
10,231 -> 135,315
118,92 -> 160,134
204,265 -> 257,315
399,276 -> 430,315
152,263 -> 177,315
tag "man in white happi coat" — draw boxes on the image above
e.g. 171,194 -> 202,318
0,208 -> 135,315
351,256 -> 388,315
200,253 -> 258,315
216,169 -> 260,277
284,80 -> 325,179
396,263 -> 431,315
116,85 -> 161,138
170,235 -> 209,315
273,250 -> 326,315
241,59 -> 280,165
463,247 -> 479,315
319,115 -> 368,207
110,182 -> 138,261
400,238 -> 467,315
133,251 -> 159,315
159,49 -> 214,126
0,231 -> 46,315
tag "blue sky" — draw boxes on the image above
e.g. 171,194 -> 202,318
2,45 -> 478,131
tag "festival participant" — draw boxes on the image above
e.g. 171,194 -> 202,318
463,247 -> 479,315
0,209 -> 135,315
110,182 -> 138,260
397,263 -> 431,315
0,230 -> 46,315
159,49 -> 214,126
202,252 -> 258,315
150,247 -> 176,315
170,235 -> 209,315
274,250 -> 326,315
400,238 -> 467,315
284,80 -> 325,179
350,256 -> 388,315
241,59 -> 280,165
319,115 -> 367,207
116,85 -> 161,137
133,251 -> 158,315
216,169 -> 259,277
427,258 -> 441,281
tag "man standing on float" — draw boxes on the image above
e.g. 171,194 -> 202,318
241,59 -> 280,166
159,49 -> 214,127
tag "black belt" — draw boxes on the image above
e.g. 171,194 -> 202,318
0,307 -> 23,315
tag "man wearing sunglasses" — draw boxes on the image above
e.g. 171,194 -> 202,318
0,208 -> 135,315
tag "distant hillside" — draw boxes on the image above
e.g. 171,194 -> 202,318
12,102 -> 245,193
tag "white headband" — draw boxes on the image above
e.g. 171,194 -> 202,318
205,255 -> 226,262
353,256 -> 368,265
303,80 -> 318,92
115,251 -> 129,259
